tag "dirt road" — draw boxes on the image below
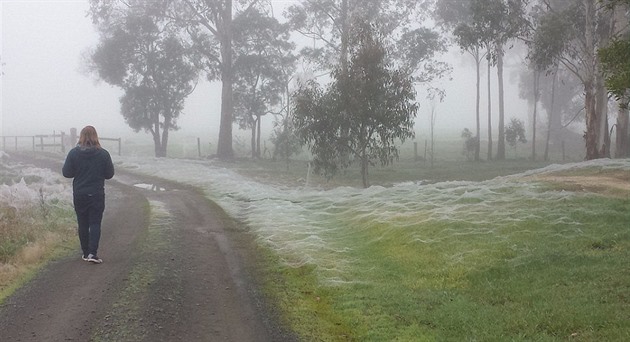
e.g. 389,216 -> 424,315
0,154 -> 293,341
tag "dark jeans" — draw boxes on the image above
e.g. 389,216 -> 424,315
73,193 -> 105,256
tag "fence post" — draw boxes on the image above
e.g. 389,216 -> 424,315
70,128 -> 77,146
15,136 -> 18,151
197,138 -> 201,158
61,132 -> 66,154
118,138 -> 121,156
40,136 -> 44,151
32,136 -> 35,151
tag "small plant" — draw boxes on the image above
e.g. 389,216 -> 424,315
505,118 -> 527,156
38,188 -> 50,219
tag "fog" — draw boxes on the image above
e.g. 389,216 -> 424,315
1,1 -> 530,145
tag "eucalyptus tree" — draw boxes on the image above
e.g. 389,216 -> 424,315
461,0 -> 529,161
164,0 -> 276,159
438,0 -> 529,161
292,22 -> 418,188
600,38 -> 629,157
435,0 -> 484,161
231,8 -> 296,158
528,0 -> 619,159
88,0 -> 198,157
518,65 -> 583,161
598,0 -> 629,157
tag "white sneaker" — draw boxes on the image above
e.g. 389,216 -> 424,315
87,254 -> 103,264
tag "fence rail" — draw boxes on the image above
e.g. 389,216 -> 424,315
1,133 -> 121,156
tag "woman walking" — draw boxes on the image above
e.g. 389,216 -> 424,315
63,126 -> 115,264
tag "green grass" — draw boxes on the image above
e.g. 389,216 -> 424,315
0,204 -> 76,302
255,172 -> 630,340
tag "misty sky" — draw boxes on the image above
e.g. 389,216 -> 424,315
1,0 -> 530,143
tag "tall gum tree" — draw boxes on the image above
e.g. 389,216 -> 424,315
231,8 -> 296,158
529,0 -> 618,159
88,0 -> 198,157
467,0 -> 529,160
435,0 -> 485,161
166,0 -> 273,159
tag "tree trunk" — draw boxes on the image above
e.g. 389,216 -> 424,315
532,71 -> 540,161
595,73 -> 610,158
159,123 -> 169,158
595,8 -> 613,158
544,68 -> 558,161
361,154 -> 369,188
584,0 -> 599,160
153,132 -> 163,157
487,57 -> 493,161
256,114 -> 262,158
217,0 -> 234,159
340,0 -> 349,75
612,0 -> 629,158
152,114 -> 164,158
584,78 -> 600,160
615,104 -> 629,157
474,49 -> 481,162
430,103 -> 435,168
496,45 -> 506,160
251,122 -> 256,158
338,0 -> 351,162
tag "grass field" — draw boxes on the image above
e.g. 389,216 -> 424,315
115,146 -> 629,341
249,163 -> 629,341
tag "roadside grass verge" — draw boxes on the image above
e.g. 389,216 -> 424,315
0,206 -> 75,302
0,164 -> 75,303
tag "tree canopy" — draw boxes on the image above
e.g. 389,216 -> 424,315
232,8 -> 296,158
88,0 -> 198,157
292,22 -> 417,188
598,32 -> 630,108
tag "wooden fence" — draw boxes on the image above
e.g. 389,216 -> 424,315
0,132 -> 121,156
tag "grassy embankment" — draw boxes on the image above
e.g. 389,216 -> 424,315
0,163 -> 75,302
221,156 -> 630,341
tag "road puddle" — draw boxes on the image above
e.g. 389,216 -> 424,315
134,183 -> 166,192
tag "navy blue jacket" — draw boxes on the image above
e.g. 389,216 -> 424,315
62,146 -> 115,196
